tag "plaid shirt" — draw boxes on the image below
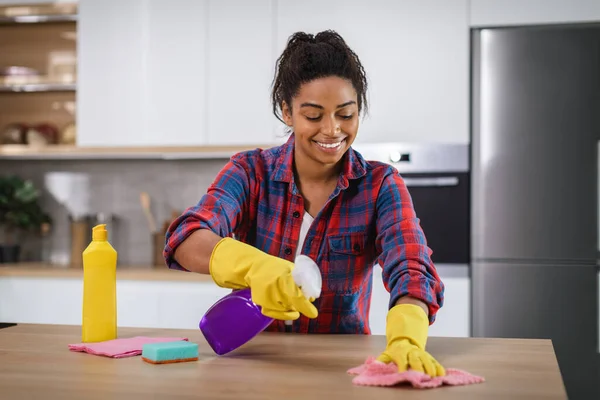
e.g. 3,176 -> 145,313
164,134 -> 444,334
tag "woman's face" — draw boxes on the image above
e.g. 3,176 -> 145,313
282,76 -> 359,168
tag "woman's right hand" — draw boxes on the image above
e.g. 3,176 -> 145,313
209,237 -> 318,320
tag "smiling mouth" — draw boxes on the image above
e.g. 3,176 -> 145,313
313,139 -> 346,150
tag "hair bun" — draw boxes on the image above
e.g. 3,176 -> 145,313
287,32 -> 315,46
314,30 -> 347,46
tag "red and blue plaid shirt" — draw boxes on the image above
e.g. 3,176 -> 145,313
164,134 -> 444,334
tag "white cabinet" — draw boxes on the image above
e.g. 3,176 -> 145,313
0,276 -> 231,329
470,0 -> 600,27
143,1 -> 208,147
276,0 -> 470,145
77,0 -> 208,147
369,265 -> 471,337
0,268 -> 470,337
206,0 -> 280,146
427,267 -> 471,338
77,0 -> 470,147
77,0 -> 146,147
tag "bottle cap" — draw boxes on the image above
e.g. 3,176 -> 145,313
92,224 -> 108,241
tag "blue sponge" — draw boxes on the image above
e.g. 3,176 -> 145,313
141,340 -> 199,364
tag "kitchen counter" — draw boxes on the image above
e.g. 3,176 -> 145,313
0,262 -> 468,283
0,323 -> 567,399
0,265 -> 471,337
0,262 -> 212,282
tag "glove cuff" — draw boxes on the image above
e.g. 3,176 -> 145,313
208,237 -> 255,289
386,303 -> 429,350
209,237 -> 294,290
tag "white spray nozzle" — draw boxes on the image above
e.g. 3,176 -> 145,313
285,255 -> 322,327
291,255 -> 322,300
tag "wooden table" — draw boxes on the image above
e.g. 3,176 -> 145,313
0,324 -> 567,399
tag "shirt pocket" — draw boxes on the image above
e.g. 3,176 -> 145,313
325,231 -> 371,294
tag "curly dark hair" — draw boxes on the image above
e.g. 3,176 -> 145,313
271,30 -> 369,124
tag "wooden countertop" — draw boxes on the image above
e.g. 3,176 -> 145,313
0,323 -> 567,399
0,262 -> 213,282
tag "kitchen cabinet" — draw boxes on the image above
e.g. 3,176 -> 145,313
143,1 -> 208,147
369,265 -> 470,337
71,0 -> 600,148
0,0 -> 70,3
77,0 -> 145,147
206,0 -> 282,146
77,0 -> 469,148
0,268 -> 470,336
470,0 -> 600,27
276,0 -> 470,145
0,3 -> 77,147
0,276 -> 231,329
77,0 -> 208,147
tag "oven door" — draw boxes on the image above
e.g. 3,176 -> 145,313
402,172 -> 470,264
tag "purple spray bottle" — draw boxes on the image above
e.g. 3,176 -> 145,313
199,255 -> 322,355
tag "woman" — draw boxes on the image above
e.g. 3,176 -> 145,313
164,30 -> 446,377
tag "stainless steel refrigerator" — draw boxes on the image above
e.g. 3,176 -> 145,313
471,24 -> 600,399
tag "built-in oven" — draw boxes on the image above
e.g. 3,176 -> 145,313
352,143 -> 470,265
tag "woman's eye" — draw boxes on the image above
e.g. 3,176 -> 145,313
305,114 -> 353,121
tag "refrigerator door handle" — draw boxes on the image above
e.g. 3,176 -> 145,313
403,176 -> 459,188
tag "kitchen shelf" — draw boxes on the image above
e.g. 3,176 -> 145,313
0,143 -> 277,161
0,2 -> 77,25
0,82 -> 76,92
0,13 -> 76,25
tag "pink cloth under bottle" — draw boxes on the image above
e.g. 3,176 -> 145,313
68,336 -> 188,358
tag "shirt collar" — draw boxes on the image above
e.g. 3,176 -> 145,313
271,133 -> 368,187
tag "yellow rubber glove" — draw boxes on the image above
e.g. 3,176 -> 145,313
209,237 -> 318,321
376,303 -> 446,377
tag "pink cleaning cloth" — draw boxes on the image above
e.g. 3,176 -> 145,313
68,336 -> 188,358
347,356 -> 485,388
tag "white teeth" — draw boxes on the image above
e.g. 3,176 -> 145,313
316,141 -> 343,149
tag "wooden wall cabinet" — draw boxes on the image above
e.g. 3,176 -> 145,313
0,2 -> 77,147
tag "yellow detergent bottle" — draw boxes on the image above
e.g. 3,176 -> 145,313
81,223 -> 117,342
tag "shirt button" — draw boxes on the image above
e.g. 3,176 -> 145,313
293,211 -> 300,218
353,243 -> 361,252
284,247 -> 292,255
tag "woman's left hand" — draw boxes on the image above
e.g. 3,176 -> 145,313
376,303 -> 446,377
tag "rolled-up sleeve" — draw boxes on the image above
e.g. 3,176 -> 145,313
163,154 -> 251,271
375,168 -> 445,324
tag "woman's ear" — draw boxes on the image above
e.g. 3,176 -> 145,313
282,101 -> 293,127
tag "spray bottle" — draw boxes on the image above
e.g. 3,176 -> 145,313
199,255 -> 322,355
81,224 -> 118,343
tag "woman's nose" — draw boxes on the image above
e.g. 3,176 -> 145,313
320,116 -> 340,136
